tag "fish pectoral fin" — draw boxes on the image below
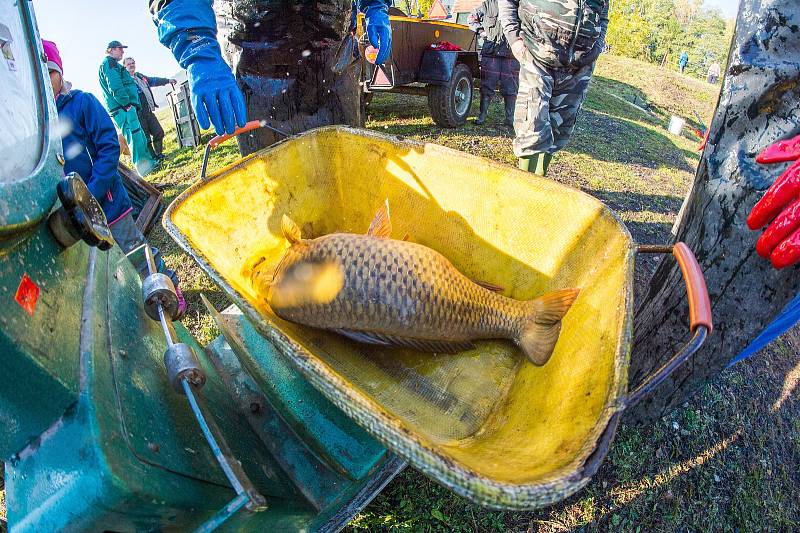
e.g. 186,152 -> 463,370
471,278 -> 505,293
335,329 -> 475,353
334,329 -> 393,345
281,214 -> 303,244
367,199 -> 392,238
391,337 -> 475,354
269,260 -> 344,308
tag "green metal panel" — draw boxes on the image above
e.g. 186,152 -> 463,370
102,247 -> 297,497
5,238 -> 403,531
0,224 -> 85,458
0,0 -> 63,237
2,1 -> 404,529
208,305 -> 389,480
6,245 -> 312,531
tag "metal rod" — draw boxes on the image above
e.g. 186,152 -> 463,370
157,305 -> 178,347
260,122 -> 291,139
144,244 -> 158,277
193,493 -> 249,533
624,325 -> 708,409
146,245 -> 179,346
143,238 -> 266,523
181,378 -> 267,512
637,244 -> 674,254
200,145 -> 212,180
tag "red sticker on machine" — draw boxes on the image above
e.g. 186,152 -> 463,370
15,273 -> 40,316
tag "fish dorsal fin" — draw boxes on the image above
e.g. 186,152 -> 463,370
269,260 -> 344,308
334,329 -> 475,353
471,278 -> 504,293
367,199 -> 392,238
281,214 -> 302,244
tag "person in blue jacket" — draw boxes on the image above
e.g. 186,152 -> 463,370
149,0 -> 392,150
43,39 -> 185,319
678,51 -> 689,74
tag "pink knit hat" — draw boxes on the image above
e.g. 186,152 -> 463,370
42,39 -> 63,75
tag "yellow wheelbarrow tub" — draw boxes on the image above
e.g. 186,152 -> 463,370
164,125 -> 709,509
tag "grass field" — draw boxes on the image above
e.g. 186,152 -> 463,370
1,54 -> 797,531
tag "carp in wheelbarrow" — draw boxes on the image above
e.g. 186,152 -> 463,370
255,201 -> 580,365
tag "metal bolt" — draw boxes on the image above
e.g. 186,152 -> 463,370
249,402 -> 261,414
119,349 -> 127,359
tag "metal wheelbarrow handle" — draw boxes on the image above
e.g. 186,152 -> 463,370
624,242 -> 714,409
200,120 -> 291,180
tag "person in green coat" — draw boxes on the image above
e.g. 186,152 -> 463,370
98,40 -> 156,176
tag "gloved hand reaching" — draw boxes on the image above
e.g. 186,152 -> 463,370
186,57 -> 247,135
747,133 -> 800,268
154,0 -> 246,135
755,133 -> 800,164
362,3 -> 392,65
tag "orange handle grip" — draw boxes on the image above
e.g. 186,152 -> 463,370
672,242 -> 713,334
208,120 -> 263,149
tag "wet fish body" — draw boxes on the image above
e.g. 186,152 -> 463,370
258,203 -> 579,365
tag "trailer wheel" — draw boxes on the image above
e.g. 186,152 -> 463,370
428,63 -> 473,128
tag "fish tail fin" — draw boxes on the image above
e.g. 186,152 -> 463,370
519,288 -> 580,366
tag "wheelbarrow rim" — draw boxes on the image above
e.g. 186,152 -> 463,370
163,125 -> 710,510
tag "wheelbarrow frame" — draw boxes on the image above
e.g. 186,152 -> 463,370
174,122 -> 713,511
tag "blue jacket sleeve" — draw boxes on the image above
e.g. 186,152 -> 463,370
143,74 -> 172,87
80,93 -> 122,200
356,0 -> 391,15
153,0 -> 222,69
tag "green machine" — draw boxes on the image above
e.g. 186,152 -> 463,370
0,2 -> 404,530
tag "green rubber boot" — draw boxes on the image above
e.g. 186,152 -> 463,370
518,153 -> 553,176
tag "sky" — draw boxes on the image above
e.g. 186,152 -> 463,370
32,0 -> 741,106
33,0 -> 182,103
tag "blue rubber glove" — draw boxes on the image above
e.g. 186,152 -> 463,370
360,1 -> 392,65
153,0 -> 246,135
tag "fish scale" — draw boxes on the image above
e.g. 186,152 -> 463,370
273,233 -> 525,342
260,207 -> 579,365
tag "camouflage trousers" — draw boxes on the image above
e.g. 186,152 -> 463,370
513,51 -> 595,157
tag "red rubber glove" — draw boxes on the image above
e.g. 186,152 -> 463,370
755,133 -> 800,164
747,135 -> 800,269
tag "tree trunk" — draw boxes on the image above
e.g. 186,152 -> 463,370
214,0 -> 363,155
627,0 -> 800,423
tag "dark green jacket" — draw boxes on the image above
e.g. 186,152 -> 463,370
98,56 -> 140,113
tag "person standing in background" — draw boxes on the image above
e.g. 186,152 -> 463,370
98,40 -> 156,176
44,39 -> 185,318
707,61 -> 721,84
469,0 -> 519,128
123,57 -> 176,160
498,0 -> 609,176
679,51 -> 689,73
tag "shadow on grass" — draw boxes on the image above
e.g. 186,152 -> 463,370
567,108 -> 698,173
588,190 -> 683,216
368,88 -> 700,176
589,75 -> 709,138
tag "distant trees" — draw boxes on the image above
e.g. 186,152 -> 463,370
606,0 -> 734,78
